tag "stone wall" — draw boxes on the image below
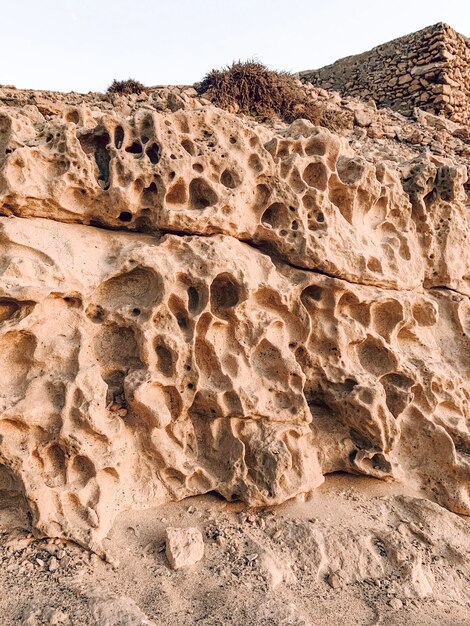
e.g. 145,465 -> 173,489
300,23 -> 470,126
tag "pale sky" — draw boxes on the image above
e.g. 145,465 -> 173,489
1,0 -> 469,93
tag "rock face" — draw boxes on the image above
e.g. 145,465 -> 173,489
0,93 -> 469,551
300,22 -> 470,126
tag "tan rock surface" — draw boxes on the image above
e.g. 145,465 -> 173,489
165,527 -> 204,569
1,480 -> 469,626
0,214 -> 469,551
0,90 -> 468,556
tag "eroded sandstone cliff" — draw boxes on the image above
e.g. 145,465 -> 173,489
0,86 -> 468,552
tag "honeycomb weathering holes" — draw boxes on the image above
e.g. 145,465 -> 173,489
189,177 -> 218,209
210,274 -> 242,311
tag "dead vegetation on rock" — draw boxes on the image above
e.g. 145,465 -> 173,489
107,78 -> 146,95
196,60 -> 353,131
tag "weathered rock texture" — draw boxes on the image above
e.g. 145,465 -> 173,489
300,23 -> 470,126
0,88 -> 469,552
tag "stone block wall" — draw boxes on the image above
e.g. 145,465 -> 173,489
300,23 -> 470,126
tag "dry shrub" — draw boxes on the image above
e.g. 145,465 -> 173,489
197,61 -> 307,121
107,78 -> 146,95
196,60 -> 354,132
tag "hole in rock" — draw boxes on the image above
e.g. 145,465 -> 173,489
301,285 -> 323,305
176,313 -> 188,329
114,126 -> 125,149
168,295 -> 193,338
381,373 -> 414,418
166,178 -> 188,205
367,257 -> 382,273
155,342 -> 175,377
188,390 -> 221,419
181,138 -> 196,155
70,455 -> 96,487
210,274 -> 241,311
146,142 -> 161,164
79,130 -> 111,190
46,444 -> 66,477
163,386 -> 183,419
253,184 -> 271,211
341,378 -> 358,393
303,161 -> 328,190
305,136 -> 327,156
356,336 -> 397,377
189,178 -> 218,209
370,453 -> 392,473
187,287 -> 200,313
372,300 -> 404,339
0,299 -> 20,322
63,296 -> 82,308
125,141 -> 143,155
261,203 -> 287,229
248,154 -> 263,173
145,181 -> 158,194
412,301 -> 437,327
0,331 -> 36,392
220,169 -> 241,189
336,156 -> 365,185
118,211 -> 133,222
306,391 -> 333,417
350,429 -> 374,451
66,110 -> 80,124
85,304 -> 106,323
337,293 -> 371,326
223,390 -> 243,416
185,284 -> 210,318
94,135 -> 111,188
104,268 -> 162,308
104,371 -> 127,408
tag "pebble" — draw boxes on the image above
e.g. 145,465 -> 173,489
49,556 -> 60,572
327,571 -> 345,589
165,527 -> 204,569
389,598 -> 403,610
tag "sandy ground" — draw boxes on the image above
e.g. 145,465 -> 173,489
1,474 -> 469,626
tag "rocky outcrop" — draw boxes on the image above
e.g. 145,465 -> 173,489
0,96 -> 469,552
300,23 -> 470,126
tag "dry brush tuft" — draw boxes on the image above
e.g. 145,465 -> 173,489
107,78 -> 146,95
196,60 -> 353,131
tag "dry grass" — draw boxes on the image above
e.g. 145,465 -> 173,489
196,60 -> 353,131
107,78 -> 146,96
196,61 -> 305,120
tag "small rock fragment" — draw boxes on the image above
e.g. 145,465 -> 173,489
88,593 -> 156,626
327,571 -> 345,589
389,598 -> 403,610
48,556 -> 59,572
354,107 -> 373,127
165,527 -> 204,569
